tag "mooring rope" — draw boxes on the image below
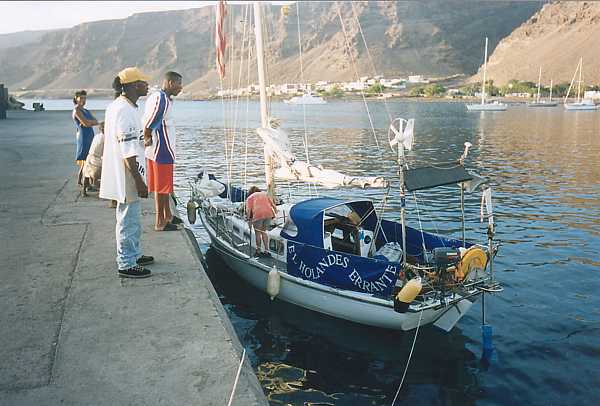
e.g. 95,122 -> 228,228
391,310 -> 423,406
227,347 -> 247,406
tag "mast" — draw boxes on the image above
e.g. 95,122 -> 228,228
577,57 -> 583,103
564,58 -> 580,105
253,2 -> 275,196
549,79 -> 553,102
536,66 -> 542,103
481,37 -> 488,105
398,145 -> 407,267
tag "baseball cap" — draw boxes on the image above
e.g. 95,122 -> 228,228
118,67 -> 150,84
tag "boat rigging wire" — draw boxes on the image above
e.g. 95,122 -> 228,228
350,2 -> 393,123
295,2 -> 311,166
335,2 -> 381,152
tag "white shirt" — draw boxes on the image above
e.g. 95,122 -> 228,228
99,96 -> 146,204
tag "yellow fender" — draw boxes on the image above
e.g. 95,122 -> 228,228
456,247 -> 487,281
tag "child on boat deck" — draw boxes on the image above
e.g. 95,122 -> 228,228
246,186 -> 276,257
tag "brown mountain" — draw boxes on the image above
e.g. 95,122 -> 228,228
475,1 -> 600,86
0,2 -> 541,96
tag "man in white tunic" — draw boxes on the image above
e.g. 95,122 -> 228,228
100,67 -> 153,278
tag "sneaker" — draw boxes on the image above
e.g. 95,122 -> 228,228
118,265 -> 152,278
156,223 -> 178,231
171,216 -> 184,225
136,255 -> 154,266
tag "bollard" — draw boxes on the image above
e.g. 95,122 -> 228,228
0,84 -> 7,120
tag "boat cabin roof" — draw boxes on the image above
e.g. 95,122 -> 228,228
403,164 -> 473,192
281,197 -> 377,247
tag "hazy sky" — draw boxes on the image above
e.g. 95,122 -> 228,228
0,1 -> 214,35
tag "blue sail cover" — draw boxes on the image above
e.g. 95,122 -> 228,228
281,197 -> 378,247
287,241 -> 399,296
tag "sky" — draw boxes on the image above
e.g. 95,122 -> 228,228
0,1 -> 213,35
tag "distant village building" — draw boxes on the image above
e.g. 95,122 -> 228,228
343,82 -> 367,92
315,81 -> 330,91
380,78 -> 406,89
506,92 -> 531,98
584,90 -> 600,100
408,75 -> 429,84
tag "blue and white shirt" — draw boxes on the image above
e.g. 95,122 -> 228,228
143,90 -> 176,164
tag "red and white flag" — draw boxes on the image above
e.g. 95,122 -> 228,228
215,0 -> 227,80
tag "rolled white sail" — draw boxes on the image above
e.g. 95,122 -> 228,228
257,127 -> 388,188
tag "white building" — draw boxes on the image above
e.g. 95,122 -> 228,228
343,82 -> 367,92
584,90 -> 600,100
380,78 -> 406,89
408,75 -> 429,84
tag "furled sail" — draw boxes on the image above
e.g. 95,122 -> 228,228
257,127 -> 388,189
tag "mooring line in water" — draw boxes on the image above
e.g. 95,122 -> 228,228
391,310 -> 423,406
227,347 -> 246,406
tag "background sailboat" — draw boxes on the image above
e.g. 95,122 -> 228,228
528,67 -> 557,107
564,57 -> 598,111
466,37 -> 507,111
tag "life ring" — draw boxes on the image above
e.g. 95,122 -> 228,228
456,247 -> 487,281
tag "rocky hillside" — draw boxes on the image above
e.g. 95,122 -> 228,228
0,29 -> 65,50
476,2 -> 600,85
0,1 -> 541,96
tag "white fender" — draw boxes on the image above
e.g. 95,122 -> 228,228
267,266 -> 280,300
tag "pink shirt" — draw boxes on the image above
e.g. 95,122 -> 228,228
246,192 -> 275,221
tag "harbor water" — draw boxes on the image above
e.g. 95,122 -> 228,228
35,99 -> 600,405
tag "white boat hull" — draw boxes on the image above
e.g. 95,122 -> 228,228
527,102 -> 558,108
466,103 -> 507,111
564,103 -> 598,111
200,211 -> 476,331
284,94 -> 327,105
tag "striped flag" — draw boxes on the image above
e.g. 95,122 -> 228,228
215,0 -> 227,80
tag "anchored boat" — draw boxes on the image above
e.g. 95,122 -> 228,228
564,57 -> 598,111
189,2 -> 502,332
466,37 -> 507,112
284,93 -> 327,105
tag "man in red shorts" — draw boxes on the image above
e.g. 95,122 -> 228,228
143,71 -> 183,231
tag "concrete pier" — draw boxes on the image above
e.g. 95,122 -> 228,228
0,110 -> 267,405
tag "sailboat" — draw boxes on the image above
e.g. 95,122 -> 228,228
564,57 -> 598,111
188,2 -> 502,332
284,93 -> 327,105
466,37 -> 507,111
528,67 -> 557,107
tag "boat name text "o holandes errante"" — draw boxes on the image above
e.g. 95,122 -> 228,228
287,245 -> 398,293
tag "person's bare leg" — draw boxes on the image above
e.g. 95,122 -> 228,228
154,193 -> 164,230
161,193 -> 172,224
254,227 -> 262,255
77,164 -> 83,186
82,177 -> 90,196
261,232 -> 269,254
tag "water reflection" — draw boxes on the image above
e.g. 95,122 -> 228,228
173,100 -> 600,405
205,249 -> 481,406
